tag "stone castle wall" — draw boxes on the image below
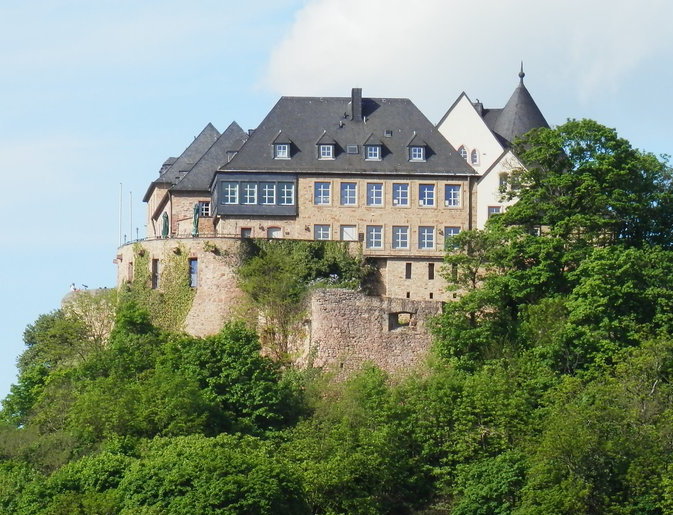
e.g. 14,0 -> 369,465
116,238 -> 444,372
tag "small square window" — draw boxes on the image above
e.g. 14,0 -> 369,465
488,206 -> 502,218
365,145 -> 381,160
274,144 -> 289,159
319,144 -> 334,159
314,225 -> 331,240
410,146 -> 425,161
346,145 -> 359,154
340,225 -> 357,241
198,201 -> 211,217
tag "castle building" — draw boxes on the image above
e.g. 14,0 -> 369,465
117,71 -> 549,336
437,65 -> 549,228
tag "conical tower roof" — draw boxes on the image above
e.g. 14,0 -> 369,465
491,64 -> 548,145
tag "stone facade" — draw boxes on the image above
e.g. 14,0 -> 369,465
298,289 -> 442,374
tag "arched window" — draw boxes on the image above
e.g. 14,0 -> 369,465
458,145 -> 468,160
470,149 -> 479,165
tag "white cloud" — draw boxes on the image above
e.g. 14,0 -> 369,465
262,0 -> 673,121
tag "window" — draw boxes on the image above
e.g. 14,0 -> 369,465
274,143 -> 289,159
419,226 -> 435,249
198,201 -> 211,217
242,182 -> 257,205
428,263 -> 435,280
419,184 -> 435,206
410,146 -> 425,161
314,182 -> 330,205
340,225 -> 357,241
392,226 -> 409,249
260,182 -> 276,205
151,259 -> 159,289
221,182 -> 238,204
458,145 -> 468,160
319,144 -> 334,159
444,185 -> 461,207
346,144 -> 359,154
444,226 -> 461,249
392,183 -> 409,206
314,225 -> 330,240
366,183 -> 383,206
241,228 -> 252,238
340,182 -> 357,205
278,182 -> 295,205
365,145 -> 381,160
488,206 -> 502,218
366,225 -> 383,249
470,149 -> 479,165
267,227 -> 282,238
405,263 -> 412,279
188,258 -> 198,288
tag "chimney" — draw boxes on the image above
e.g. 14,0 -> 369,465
473,100 -> 483,116
351,88 -> 362,122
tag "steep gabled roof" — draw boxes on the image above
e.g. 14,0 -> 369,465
143,123 -> 221,201
490,68 -> 549,146
171,122 -> 248,192
223,90 -> 475,176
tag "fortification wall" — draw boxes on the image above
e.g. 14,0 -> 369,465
298,289 -> 442,374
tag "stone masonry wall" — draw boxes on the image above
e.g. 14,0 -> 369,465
299,289 -> 443,374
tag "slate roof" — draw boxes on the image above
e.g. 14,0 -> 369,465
222,91 -> 475,177
489,71 -> 549,145
171,122 -> 248,192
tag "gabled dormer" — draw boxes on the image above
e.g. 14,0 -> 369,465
363,133 -> 383,161
316,131 -> 337,160
406,132 -> 427,162
272,131 -> 293,159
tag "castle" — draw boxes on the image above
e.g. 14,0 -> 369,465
115,70 -> 548,371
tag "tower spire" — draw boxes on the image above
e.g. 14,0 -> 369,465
519,61 -> 525,84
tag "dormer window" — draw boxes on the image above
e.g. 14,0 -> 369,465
409,146 -> 425,161
365,145 -> 381,160
458,145 -> 468,160
319,144 -> 334,159
274,143 -> 289,159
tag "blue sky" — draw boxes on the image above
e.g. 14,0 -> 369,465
1,0 -> 672,399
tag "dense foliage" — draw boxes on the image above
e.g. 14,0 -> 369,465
2,120 -> 673,513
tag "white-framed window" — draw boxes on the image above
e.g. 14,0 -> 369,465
340,225 -> 357,241
260,182 -> 276,205
418,226 -> 435,249
365,145 -> 381,160
366,225 -> 383,249
198,201 -> 211,217
314,225 -> 331,240
488,206 -> 502,218
274,144 -> 289,159
221,182 -> 238,204
419,184 -> 435,206
444,226 -> 461,249
241,182 -> 257,205
319,144 -> 334,159
444,185 -> 461,207
392,226 -> 409,249
470,149 -> 479,165
392,183 -> 409,206
278,182 -> 295,205
314,182 -> 331,205
366,183 -> 383,206
458,145 -> 468,160
410,146 -> 425,161
340,182 -> 357,205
